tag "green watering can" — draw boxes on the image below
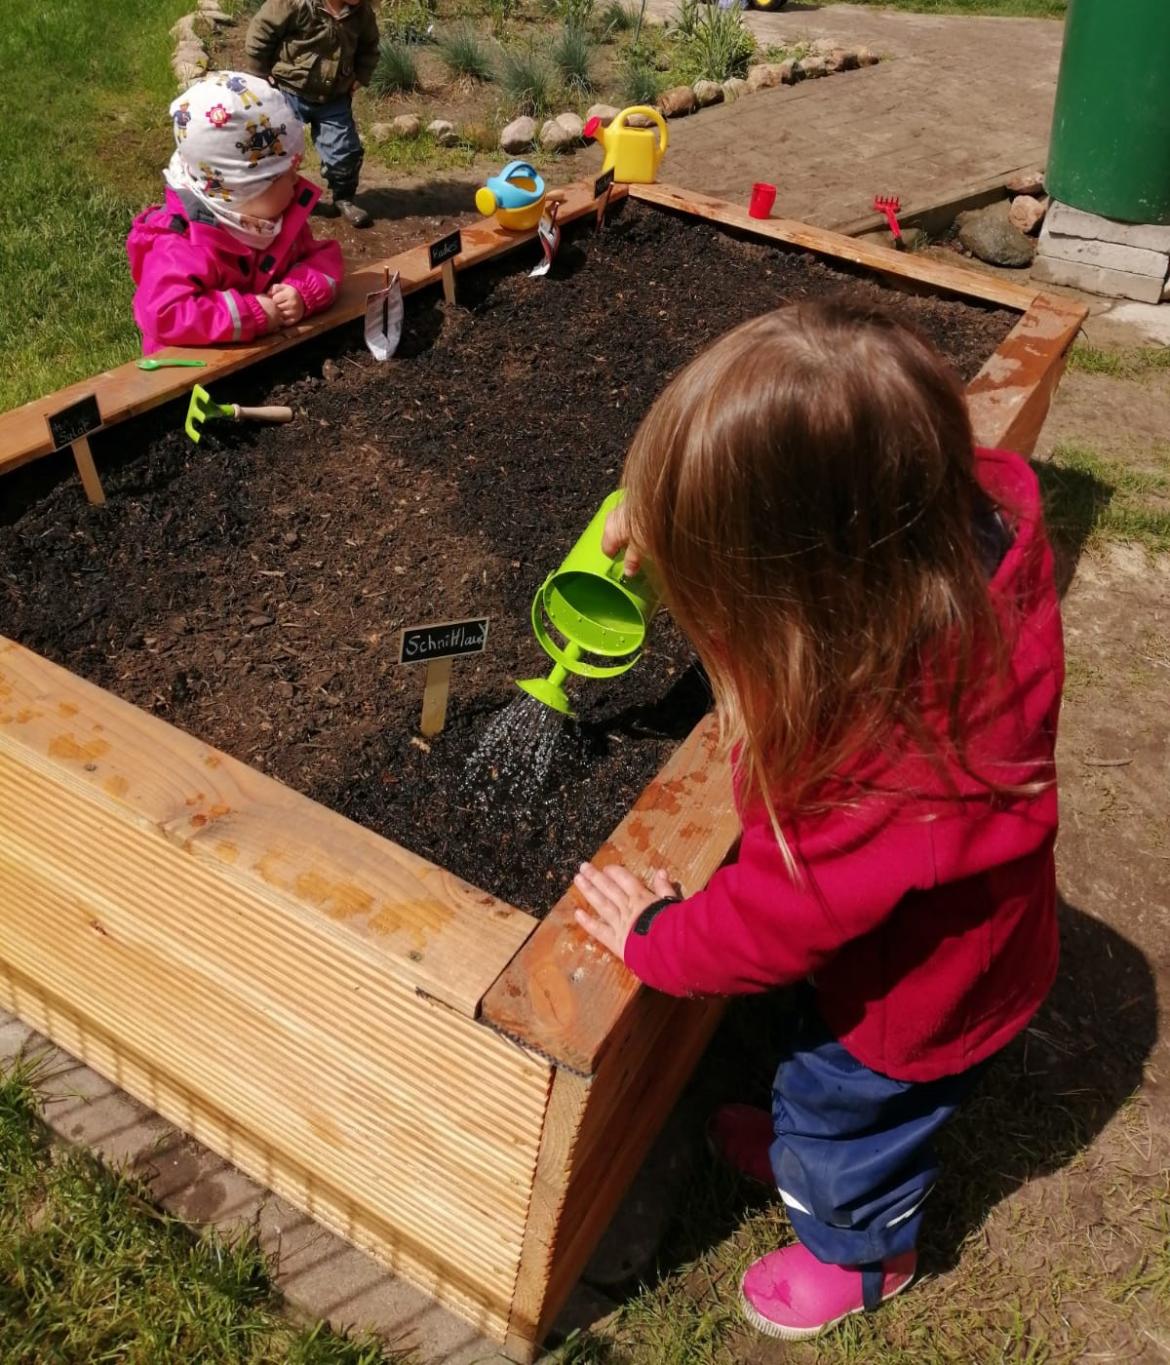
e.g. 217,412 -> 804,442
517,490 -> 661,717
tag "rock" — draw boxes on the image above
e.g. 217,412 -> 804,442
957,200 -> 1036,268
499,115 -> 537,153
745,63 -> 780,93
200,7 -> 232,23
174,40 -> 208,64
778,58 -> 800,84
721,76 -> 748,101
427,118 -> 459,147
539,118 -> 577,152
1009,194 -> 1049,236
1005,168 -> 1046,199
658,85 -> 697,118
392,113 -> 422,138
586,103 -> 620,128
322,359 -> 342,383
857,46 -> 879,66
825,48 -> 859,73
692,79 -> 724,107
797,56 -> 827,79
170,14 -> 200,42
626,112 -> 656,128
555,111 -> 585,140
368,121 -> 394,144
173,62 -> 204,86
900,226 -> 925,252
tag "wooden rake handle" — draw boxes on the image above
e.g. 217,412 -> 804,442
231,405 -> 294,423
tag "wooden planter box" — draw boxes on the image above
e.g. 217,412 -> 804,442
0,182 -> 1084,1361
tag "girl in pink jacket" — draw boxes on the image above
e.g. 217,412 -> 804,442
574,303 -> 1064,1341
128,71 -> 344,353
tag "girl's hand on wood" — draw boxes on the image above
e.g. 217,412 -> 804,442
601,501 -> 641,578
573,862 -> 679,960
268,283 -> 305,326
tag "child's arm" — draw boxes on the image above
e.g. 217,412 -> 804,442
278,228 -> 345,318
244,0 -> 292,76
353,2 -> 381,87
576,810 -> 928,998
134,235 -> 279,347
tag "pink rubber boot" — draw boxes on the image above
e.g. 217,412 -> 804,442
706,1104 -> 775,1186
741,1243 -> 917,1339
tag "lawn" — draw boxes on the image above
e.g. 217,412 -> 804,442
0,0 -> 191,413
840,0 -> 1066,16
0,1061 -> 402,1364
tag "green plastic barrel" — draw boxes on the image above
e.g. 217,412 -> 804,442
1047,0 -> 1170,225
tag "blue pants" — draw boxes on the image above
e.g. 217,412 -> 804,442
770,1007 -> 988,1266
286,92 -> 363,199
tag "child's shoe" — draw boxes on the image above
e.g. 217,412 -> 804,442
706,1104 -> 774,1186
741,1243 -> 917,1339
334,198 -> 372,228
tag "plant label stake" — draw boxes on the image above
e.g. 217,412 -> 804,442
429,229 -> 462,305
364,269 -> 404,361
399,616 -> 490,738
594,169 -> 615,232
529,202 -> 562,278
46,394 -> 105,506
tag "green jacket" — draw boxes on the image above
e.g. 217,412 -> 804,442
245,0 -> 380,105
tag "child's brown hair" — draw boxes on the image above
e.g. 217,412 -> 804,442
623,300 -> 1006,840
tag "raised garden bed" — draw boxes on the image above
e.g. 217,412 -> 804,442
0,182 -> 1085,1360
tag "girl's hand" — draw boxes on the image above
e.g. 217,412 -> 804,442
268,283 -> 306,326
573,862 -> 679,960
601,501 -> 642,578
257,293 -> 281,333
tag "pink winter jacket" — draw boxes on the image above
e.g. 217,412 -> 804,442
127,177 -> 344,354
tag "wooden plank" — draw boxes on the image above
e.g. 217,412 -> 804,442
0,180 -> 626,477
0,957 -> 549,1339
966,292 -> 1087,455
505,991 -> 724,1357
0,638 -> 536,1016
630,182 -> 1044,312
482,711 -> 739,1076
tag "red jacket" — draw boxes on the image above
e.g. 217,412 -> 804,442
624,449 -> 1063,1082
127,179 -> 344,354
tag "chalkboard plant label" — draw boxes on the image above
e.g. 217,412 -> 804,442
399,617 -> 490,737
429,229 -> 463,270
47,394 -> 102,452
399,617 -> 490,664
593,169 -> 615,199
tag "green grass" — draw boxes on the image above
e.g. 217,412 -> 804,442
437,23 -> 497,82
1038,441 -> 1170,557
371,41 -> 423,95
0,1062 -> 402,1364
841,0 -> 1065,14
499,43 -> 558,117
1067,343 -> 1170,380
0,0 -> 196,412
674,4 -> 756,83
552,22 -> 596,94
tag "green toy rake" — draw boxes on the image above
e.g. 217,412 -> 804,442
184,384 -> 294,443
517,491 -> 661,718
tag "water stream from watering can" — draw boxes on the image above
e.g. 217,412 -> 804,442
461,691 -> 570,820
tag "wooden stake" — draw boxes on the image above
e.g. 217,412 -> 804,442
420,656 -> 453,736
595,184 -> 612,233
441,257 -> 457,305
71,436 -> 106,506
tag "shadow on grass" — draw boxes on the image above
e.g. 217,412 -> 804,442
1033,458 -> 1114,596
572,896 -> 1155,1347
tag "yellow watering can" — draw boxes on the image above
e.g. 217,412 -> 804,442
582,105 -> 668,184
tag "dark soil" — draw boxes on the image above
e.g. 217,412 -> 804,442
0,203 -> 1015,914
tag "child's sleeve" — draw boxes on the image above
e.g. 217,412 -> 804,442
134,234 -> 271,347
354,3 -> 381,85
280,227 -> 345,317
622,810 -> 926,997
245,0 -> 291,76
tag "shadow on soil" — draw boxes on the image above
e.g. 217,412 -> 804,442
1033,459 -> 1114,596
568,896 -> 1156,1346
354,178 -> 479,223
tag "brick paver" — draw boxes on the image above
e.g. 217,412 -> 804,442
643,1 -> 1062,229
